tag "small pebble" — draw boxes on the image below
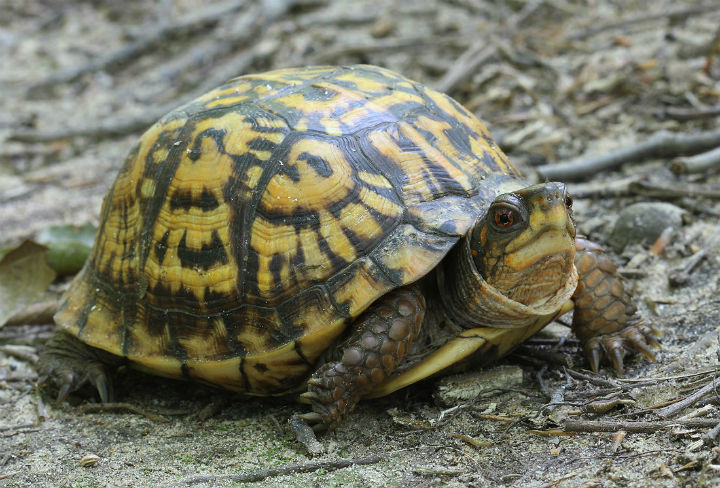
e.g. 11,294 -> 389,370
79,454 -> 101,467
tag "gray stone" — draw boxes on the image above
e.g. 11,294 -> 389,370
607,202 -> 688,252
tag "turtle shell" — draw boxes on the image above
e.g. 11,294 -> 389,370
54,65 -> 522,394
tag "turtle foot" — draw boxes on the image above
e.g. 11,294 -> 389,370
38,331 -> 117,403
300,286 -> 425,431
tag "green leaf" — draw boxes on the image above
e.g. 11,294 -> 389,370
36,224 -> 96,277
0,241 -> 57,328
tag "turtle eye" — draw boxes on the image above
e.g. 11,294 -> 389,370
493,208 -> 515,228
565,194 -> 573,209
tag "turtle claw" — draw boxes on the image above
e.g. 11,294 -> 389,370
607,345 -> 625,377
93,370 -> 113,403
298,411 -> 329,432
299,412 -> 324,423
585,341 -> 602,373
582,321 -> 659,376
299,391 -> 320,403
57,381 -> 73,403
632,339 -> 657,362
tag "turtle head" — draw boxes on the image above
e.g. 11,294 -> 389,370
469,182 -> 576,306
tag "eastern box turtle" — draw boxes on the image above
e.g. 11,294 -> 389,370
40,65 -> 659,430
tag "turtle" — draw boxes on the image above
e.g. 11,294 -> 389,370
39,64 -> 659,431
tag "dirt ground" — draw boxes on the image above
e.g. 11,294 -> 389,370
2,0 -> 720,487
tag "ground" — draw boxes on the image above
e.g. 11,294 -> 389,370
1,0 -> 720,487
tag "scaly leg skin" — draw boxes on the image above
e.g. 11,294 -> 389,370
299,286 -> 425,432
38,331 -> 120,403
572,238 -> 660,375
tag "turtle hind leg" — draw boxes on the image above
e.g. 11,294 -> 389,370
38,331 -> 122,403
299,286 -> 425,432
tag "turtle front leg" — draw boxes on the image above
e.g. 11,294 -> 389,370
572,238 -> 660,375
38,331 -> 120,403
299,286 -> 425,431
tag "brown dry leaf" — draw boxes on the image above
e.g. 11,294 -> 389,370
0,240 -> 56,328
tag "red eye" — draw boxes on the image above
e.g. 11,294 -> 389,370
494,208 -> 514,227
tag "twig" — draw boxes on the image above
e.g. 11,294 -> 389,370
0,471 -> 19,480
78,402 -> 169,422
628,181 -> 720,200
564,418 -> 720,434
26,0 -> 249,96
669,248 -> 710,287
177,456 -> 383,485
8,111 -> 166,143
656,378 -> 718,419
0,423 -> 37,432
565,175 -> 642,199
702,420 -> 720,446
435,42 -> 497,94
663,105 -> 720,121
564,369 -> 620,388
513,346 -> 573,369
310,36 -> 465,64
537,129 -> 720,181
671,146 -> 720,175
565,3 -> 720,41
676,197 -> 720,218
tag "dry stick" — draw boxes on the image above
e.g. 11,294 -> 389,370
26,0 -> 249,95
669,248 -> 710,287
664,105 -> 720,121
566,175 -> 643,199
435,42 -> 497,94
564,369 -> 619,388
8,110 -> 170,143
536,129 -> 720,181
703,421 -> 720,445
78,402 -> 169,422
565,2 -> 720,41
564,418 -> 720,434
310,35 -> 465,64
0,423 -> 37,432
656,379 -> 718,419
628,181 -> 720,200
177,456 -> 383,485
671,145 -> 720,175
